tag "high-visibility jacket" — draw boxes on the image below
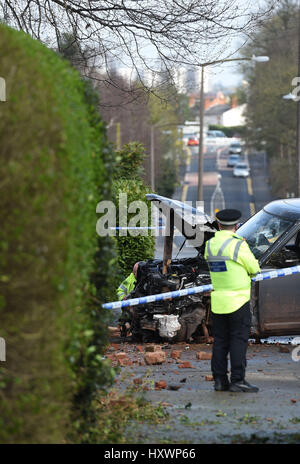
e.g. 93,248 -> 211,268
204,230 -> 260,314
117,272 -> 137,301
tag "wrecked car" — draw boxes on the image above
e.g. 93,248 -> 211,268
120,195 -> 300,343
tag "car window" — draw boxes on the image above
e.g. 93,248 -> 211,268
237,210 -> 294,258
265,230 -> 300,268
235,164 -> 247,169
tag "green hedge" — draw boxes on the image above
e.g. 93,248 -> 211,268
209,124 -> 247,138
0,25 -> 115,443
113,143 -> 155,279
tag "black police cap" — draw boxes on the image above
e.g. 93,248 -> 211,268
215,209 -> 242,226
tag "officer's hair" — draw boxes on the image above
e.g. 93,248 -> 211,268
218,223 -> 236,231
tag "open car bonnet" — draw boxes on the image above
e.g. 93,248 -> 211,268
146,193 -> 217,251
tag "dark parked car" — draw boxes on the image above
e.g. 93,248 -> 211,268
120,195 -> 300,342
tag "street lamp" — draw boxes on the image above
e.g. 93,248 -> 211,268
283,92 -> 297,100
197,55 -> 269,202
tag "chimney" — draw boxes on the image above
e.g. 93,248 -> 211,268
231,95 -> 238,108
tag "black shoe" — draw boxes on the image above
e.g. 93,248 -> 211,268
229,380 -> 259,393
214,377 -> 229,392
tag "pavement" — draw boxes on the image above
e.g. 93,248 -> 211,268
108,336 -> 300,444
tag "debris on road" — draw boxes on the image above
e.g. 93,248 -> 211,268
133,378 -> 143,385
178,361 -> 195,369
144,351 -> 166,365
155,381 -> 167,390
167,385 -> 182,391
170,350 -> 182,359
196,351 -> 212,360
145,344 -> 163,353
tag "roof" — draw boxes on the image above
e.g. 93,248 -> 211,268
204,104 -> 231,116
264,199 -> 300,221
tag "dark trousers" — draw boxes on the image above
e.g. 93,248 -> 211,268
211,301 -> 251,383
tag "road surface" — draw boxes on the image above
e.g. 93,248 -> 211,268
155,141 -> 273,259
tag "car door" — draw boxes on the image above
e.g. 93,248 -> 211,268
255,225 -> 300,337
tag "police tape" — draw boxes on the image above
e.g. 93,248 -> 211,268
102,264 -> 300,310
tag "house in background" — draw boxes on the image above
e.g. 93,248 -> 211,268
204,103 -> 247,127
204,103 -> 231,126
189,90 -> 228,111
222,103 -> 247,127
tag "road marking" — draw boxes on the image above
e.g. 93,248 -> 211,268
246,175 -> 255,215
250,202 -> 256,216
247,177 -> 253,196
185,147 -> 192,167
181,183 -> 188,202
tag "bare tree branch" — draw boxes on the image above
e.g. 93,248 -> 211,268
1,0 -> 277,96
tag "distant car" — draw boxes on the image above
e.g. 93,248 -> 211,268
182,133 -> 198,144
233,163 -> 250,178
227,154 -> 241,167
206,130 -> 226,138
229,142 -> 242,155
187,136 -> 199,146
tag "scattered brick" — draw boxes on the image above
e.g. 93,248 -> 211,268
145,345 -> 162,353
115,352 -> 127,360
136,345 -> 144,353
155,381 -> 167,390
205,375 -> 214,381
291,398 -> 297,403
144,351 -> 166,365
178,361 -> 195,369
133,378 -> 143,385
170,350 -> 182,359
196,351 -> 212,361
118,358 -> 133,367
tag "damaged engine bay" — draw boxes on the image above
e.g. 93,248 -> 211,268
119,193 -> 218,343
120,256 -> 213,343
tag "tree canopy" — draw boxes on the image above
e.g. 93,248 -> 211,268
2,0 -> 275,93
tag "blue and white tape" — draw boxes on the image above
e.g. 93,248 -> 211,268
252,264 -> 300,282
102,264 -> 300,310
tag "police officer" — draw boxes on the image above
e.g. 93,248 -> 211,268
205,209 -> 260,392
117,262 -> 139,301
